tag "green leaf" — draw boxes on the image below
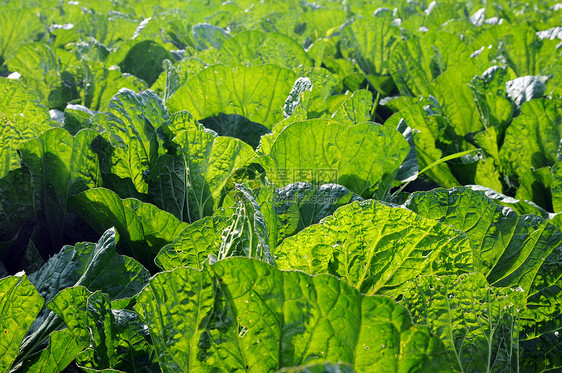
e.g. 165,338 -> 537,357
259,120 -> 409,199
155,214 -> 231,271
469,66 -> 514,131
21,329 -> 84,373
403,187 -> 562,371
0,166 -> 35,266
75,291 -> 159,372
0,113 -> 51,179
0,275 -> 44,372
82,64 -> 147,111
136,257 -> 453,372
6,43 -> 80,110
18,228 -> 150,369
167,64 -> 297,128
119,40 -> 171,86
404,187 -> 561,288
340,10 -> 400,76
95,88 -> 169,195
164,128 -> 256,221
47,286 -> 92,346
501,98 -> 562,174
385,103 -> 460,187
29,228 -> 149,306
0,8 -> 43,63
216,184 -> 274,264
276,199 -> 472,295
277,362 -> 356,373
71,187 -> 188,270
220,30 -> 312,69
193,23 -> 231,51
400,273 -> 525,372
270,182 -> 362,245
20,128 -> 102,252
389,32 -> 472,97
429,62 -> 484,137
330,90 -> 373,126
0,78 -> 50,124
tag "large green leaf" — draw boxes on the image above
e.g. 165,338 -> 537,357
403,187 -> 562,371
404,187 -> 561,282
340,10 -> 400,76
220,30 -> 312,68
270,182 -> 362,245
71,187 -> 188,270
0,166 -> 36,266
330,90 -> 372,126
400,273 -> 524,373
389,32 -> 472,97
499,98 -> 562,207
75,291 -> 159,372
28,227 -> 149,308
259,120 -> 409,199
82,64 -> 147,111
136,257 -> 453,372
154,128 -> 255,221
21,329 -> 84,373
94,88 -> 168,195
0,275 -> 44,372
276,199 -> 472,295
0,8 -> 43,63
20,128 -> 102,252
17,228 -> 150,370
119,40 -> 171,86
155,214 -> 231,271
167,64 -> 297,128
0,78 -> 50,124
0,114 -> 51,177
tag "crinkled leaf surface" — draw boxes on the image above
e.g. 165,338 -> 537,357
95,88 -> 169,195
155,214 -> 231,271
28,228 -> 149,308
340,10 -> 399,76
136,257 -> 453,372
167,64 -> 297,128
0,275 -> 44,372
220,30 -> 311,68
21,329 -> 84,373
499,98 -> 562,204
75,291 -> 159,373
216,184 -> 274,264
0,8 -> 43,62
71,187 -> 188,270
331,90 -> 372,126
259,120 -> 409,199
400,273 -> 524,373
20,128 -> 102,252
404,187 -> 562,371
271,182 -> 362,245
0,78 -> 50,124
165,128 -> 256,221
276,200 -> 472,295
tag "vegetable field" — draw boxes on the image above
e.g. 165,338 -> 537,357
1,0 -> 561,371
